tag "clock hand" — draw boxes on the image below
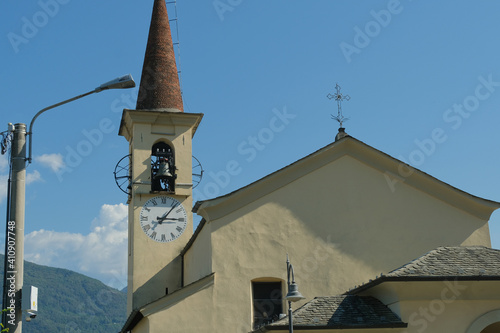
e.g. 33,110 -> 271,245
158,202 -> 180,221
151,220 -> 160,230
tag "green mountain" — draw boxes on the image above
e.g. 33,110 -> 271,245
0,255 -> 126,332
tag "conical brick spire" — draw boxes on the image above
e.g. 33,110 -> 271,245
136,0 -> 183,111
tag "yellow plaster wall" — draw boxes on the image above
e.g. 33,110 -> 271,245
183,221 -> 213,286
146,139 -> 497,332
401,300 -> 500,333
363,281 -> 500,333
399,299 -> 500,333
134,282 -> 216,333
182,154 -> 493,332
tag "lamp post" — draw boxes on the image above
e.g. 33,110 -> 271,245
1,74 -> 135,333
285,255 -> 305,333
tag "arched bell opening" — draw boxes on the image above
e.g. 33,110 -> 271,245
151,141 -> 176,192
466,309 -> 500,333
481,322 -> 500,333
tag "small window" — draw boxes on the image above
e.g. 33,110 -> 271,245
252,281 -> 282,328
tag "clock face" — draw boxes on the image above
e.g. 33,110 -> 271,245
140,196 -> 188,243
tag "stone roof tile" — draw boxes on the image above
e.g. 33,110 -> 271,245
386,246 -> 500,278
347,246 -> 500,296
264,295 -> 405,330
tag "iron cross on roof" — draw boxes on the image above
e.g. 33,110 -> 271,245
327,83 -> 350,128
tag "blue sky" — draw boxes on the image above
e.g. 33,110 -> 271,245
1,0 -> 500,289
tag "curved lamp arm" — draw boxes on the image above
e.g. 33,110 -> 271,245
27,74 -> 135,163
287,256 -> 295,285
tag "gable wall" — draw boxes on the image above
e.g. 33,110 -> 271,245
197,154 -> 491,332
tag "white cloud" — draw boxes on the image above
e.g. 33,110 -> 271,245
0,174 -> 8,204
35,153 -> 65,173
0,154 -> 8,172
26,170 -> 42,184
0,155 -> 8,204
0,169 -> 42,205
25,203 -> 128,289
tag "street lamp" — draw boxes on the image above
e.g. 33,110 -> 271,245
1,74 -> 135,333
28,74 -> 136,163
285,255 -> 305,333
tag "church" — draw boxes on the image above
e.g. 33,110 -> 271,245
119,1 -> 500,332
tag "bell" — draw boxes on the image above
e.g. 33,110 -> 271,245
155,159 -> 173,179
285,282 -> 305,302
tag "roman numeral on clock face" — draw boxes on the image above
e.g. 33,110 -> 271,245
140,196 -> 188,242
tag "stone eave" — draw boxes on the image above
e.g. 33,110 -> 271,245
346,275 -> 500,296
119,308 -> 143,333
194,136 -> 500,222
255,323 -> 408,331
118,108 -> 203,141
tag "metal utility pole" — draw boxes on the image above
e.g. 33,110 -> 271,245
2,123 -> 27,333
1,74 -> 135,333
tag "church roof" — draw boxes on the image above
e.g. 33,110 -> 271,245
254,246 -> 500,331
135,0 -> 183,111
348,246 -> 500,294
386,246 -> 500,278
254,295 -> 406,331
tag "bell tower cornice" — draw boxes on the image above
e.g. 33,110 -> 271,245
119,109 -> 203,142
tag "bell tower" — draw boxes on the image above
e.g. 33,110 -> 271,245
119,0 -> 203,314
